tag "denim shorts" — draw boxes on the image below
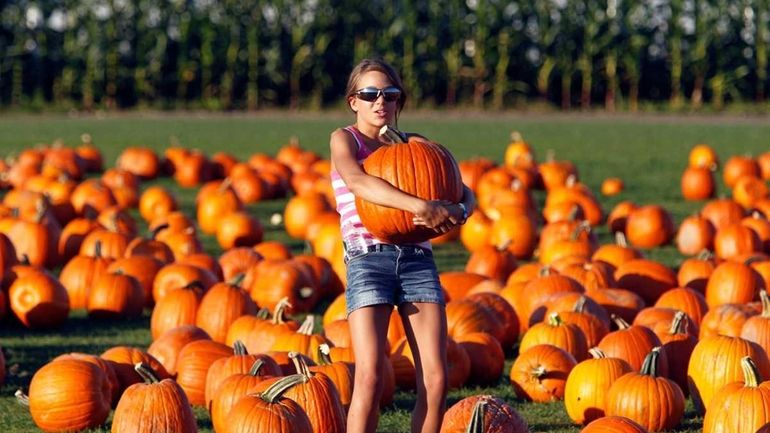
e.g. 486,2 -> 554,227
344,243 -> 445,316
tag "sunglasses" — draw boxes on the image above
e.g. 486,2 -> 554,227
354,86 -> 402,102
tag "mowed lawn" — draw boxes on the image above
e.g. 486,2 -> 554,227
0,112 -> 769,432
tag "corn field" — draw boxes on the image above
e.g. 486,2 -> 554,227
0,0 -> 769,111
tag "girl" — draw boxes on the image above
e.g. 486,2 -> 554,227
329,59 -> 476,433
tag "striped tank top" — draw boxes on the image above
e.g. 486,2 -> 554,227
330,126 -> 431,258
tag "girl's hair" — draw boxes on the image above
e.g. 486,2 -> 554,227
345,59 -> 407,122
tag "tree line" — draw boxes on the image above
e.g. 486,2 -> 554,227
0,0 -> 768,111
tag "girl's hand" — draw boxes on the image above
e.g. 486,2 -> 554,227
411,200 -> 452,229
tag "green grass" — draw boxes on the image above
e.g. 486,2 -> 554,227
1,111 -> 769,432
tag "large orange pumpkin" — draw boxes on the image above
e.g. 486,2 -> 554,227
355,134 -> 463,244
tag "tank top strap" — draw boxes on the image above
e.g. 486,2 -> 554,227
343,126 -> 374,161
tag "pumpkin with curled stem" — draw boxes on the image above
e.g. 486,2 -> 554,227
355,126 -> 464,244
440,394 -> 530,433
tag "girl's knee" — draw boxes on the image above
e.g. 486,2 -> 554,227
420,369 -> 448,397
355,367 -> 386,393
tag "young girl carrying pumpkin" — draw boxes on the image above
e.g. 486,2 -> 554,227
329,58 -> 476,433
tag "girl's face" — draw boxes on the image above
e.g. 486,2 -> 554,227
349,71 -> 400,128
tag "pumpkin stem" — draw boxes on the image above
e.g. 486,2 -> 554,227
272,298 -> 293,325
260,374 -> 308,403
695,249 -> 714,261
134,362 -> 161,384
567,204 -> 581,222
317,343 -> 333,366
94,240 -> 102,258
496,239 -> 512,252
761,290 -> 770,318
610,314 -> 631,330
289,351 -> 313,378
639,347 -> 662,377
217,178 -> 233,194
182,280 -> 206,295
530,365 -> 547,378
248,359 -> 266,376
572,296 -> 587,313
14,389 -> 29,407
740,356 -> 763,388
465,398 -> 488,433
537,265 -> 553,278
228,273 -> 247,288
379,125 -> 407,144
510,178 -> 523,191
81,133 -> 93,144
668,311 -> 690,335
570,221 -> 591,241
297,315 -> 315,335
150,223 -> 170,240
588,348 -> 607,359
510,131 -> 523,142
270,213 -> 283,227
256,307 -> 271,320
614,231 -> 629,247
233,340 -> 249,356
547,312 -> 564,327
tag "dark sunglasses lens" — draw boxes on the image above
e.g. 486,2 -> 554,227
356,90 -> 379,102
383,89 -> 401,101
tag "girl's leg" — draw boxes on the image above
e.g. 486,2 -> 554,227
347,303 -> 393,433
399,302 -> 448,433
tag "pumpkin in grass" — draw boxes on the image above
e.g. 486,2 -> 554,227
675,215 -> 715,255
701,198 -> 746,231
196,275 -> 257,343
210,359 -> 282,433
704,260 -> 762,308
355,132 -> 464,244
52,352 -> 120,407
174,339 -> 232,406
138,185 -> 178,224
564,348 -> 633,425
510,344 -> 576,402
681,166 -> 715,201
465,244 -> 518,283
270,315 -> 330,363
9,271 -> 69,329
625,205 -> 674,249
58,241 -> 112,310
700,303 -> 760,339
688,334 -> 770,414
152,263 -> 217,303
519,312 -> 589,362
446,299 -> 505,345
108,256 -> 164,308
714,222 -> 761,260
147,325 -> 210,377
702,356 -> 770,433
226,299 -> 300,354
657,311 -> 698,396
605,347 -> 685,432
249,258 -> 318,314
440,394 -> 530,433
116,147 -> 160,179
676,251 -> 716,293
580,416 -> 648,433
466,292 -> 520,350
225,374 -> 314,433
654,287 -> 709,325
607,201 -> 638,234
216,211 -> 264,250
310,344 -> 355,411
614,258 -> 677,305
597,316 -> 667,375
197,179 -> 243,235
455,332 -> 505,386
87,271 -> 144,319
439,271 -> 488,301
723,155 -> 760,188
150,281 -> 205,340
100,346 -> 170,395
741,289 -> 770,356
204,341 -> 282,411
284,192 -> 332,240
591,232 -> 642,271
18,359 -> 111,433
111,363 -> 197,433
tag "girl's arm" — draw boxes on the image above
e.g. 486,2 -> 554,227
330,129 -> 451,229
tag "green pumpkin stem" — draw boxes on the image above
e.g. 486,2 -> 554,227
741,356 -> 763,388
610,314 -> 631,330
260,374 -> 308,403
14,390 -> 29,407
317,344 -> 333,366
248,359 -> 266,376
465,399 -> 488,433
256,307 -> 271,320
614,231 -> 628,247
668,311 -> 689,335
289,351 -> 313,378
547,312 -> 564,327
640,347 -> 662,377
588,348 -> 606,359
572,296 -> 588,313
228,273 -> 247,288
233,340 -> 249,356
379,125 -> 407,144
149,223 -> 169,239
570,221 -> 591,241
134,362 -> 160,384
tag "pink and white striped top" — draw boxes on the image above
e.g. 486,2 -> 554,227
330,126 -> 431,257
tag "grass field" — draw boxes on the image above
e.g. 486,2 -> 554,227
1,111 -> 769,432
